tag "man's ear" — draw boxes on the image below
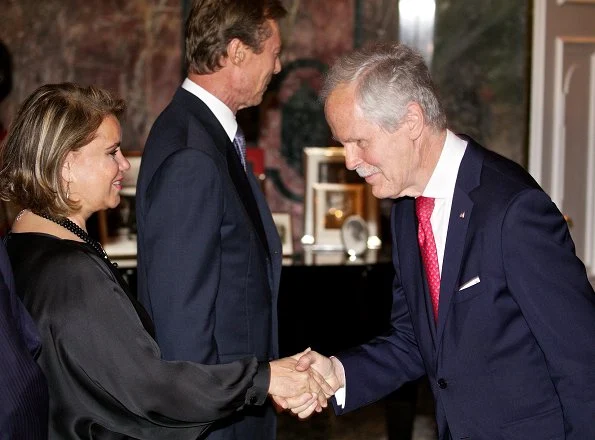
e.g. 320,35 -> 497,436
405,102 -> 424,140
227,38 -> 245,66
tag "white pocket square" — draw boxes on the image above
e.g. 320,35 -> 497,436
458,276 -> 480,291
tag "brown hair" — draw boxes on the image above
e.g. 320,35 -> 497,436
185,0 -> 286,74
0,83 -> 125,217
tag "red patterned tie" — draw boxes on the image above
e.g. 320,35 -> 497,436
416,196 -> 440,321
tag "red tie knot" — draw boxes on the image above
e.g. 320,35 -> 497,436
415,196 -> 435,222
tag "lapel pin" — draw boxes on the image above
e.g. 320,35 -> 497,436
459,212 -> 465,219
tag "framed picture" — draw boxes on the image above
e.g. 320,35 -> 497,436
341,215 -> 369,257
271,212 -> 294,256
302,147 -> 381,251
312,183 -> 365,251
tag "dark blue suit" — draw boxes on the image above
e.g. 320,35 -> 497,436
335,138 -> 595,439
136,87 -> 282,440
0,239 -> 48,439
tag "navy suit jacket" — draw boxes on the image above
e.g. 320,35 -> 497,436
335,138 -> 595,440
136,87 -> 282,440
0,239 -> 48,439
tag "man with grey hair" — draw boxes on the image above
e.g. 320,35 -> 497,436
295,43 -> 595,439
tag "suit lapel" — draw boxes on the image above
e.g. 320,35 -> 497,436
225,143 -> 271,259
177,88 -> 272,259
435,140 -> 483,348
435,187 -> 472,344
395,198 -> 437,351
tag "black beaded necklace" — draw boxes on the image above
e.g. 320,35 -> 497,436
37,212 -> 117,268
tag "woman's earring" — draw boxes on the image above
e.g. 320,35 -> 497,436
65,162 -> 71,200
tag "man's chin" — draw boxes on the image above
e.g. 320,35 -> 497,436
249,94 -> 265,108
369,185 -> 385,199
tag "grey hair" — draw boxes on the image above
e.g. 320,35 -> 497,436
320,43 -> 447,132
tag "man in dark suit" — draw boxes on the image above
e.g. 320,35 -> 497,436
136,1 -> 303,438
1,41 -> 47,437
293,43 -> 595,439
0,238 -> 48,438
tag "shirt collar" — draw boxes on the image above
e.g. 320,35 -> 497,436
423,130 -> 468,199
182,78 -> 237,142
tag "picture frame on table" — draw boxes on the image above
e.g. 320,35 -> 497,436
301,147 -> 381,251
312,183 -> 365,251
341,215 -> 369,257
271,212 -> 294,256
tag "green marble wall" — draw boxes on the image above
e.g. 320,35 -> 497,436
355,0 -> 530,165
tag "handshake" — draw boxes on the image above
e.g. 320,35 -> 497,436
267,348 -> 345,419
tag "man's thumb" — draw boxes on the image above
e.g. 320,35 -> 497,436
295,352 -> 313,371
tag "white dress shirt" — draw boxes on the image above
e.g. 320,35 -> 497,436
182,78 -> 237,142
421,130 -> 467,273
334,130 -> 468,408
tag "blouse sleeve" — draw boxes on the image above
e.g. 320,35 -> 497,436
36,250 -> 269,439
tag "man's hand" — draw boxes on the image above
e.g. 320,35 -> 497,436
295,350 -> 345,394
268,349 -> 335,418
293,350 -> 345,418
272,349 -> 346,419
270,393 -> 320,419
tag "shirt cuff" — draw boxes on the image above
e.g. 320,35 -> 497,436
334,385 -> 346,408
245,362 -> 270,406
330,356 -> 346,408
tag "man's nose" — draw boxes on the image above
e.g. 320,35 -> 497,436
344,145 -> 360,170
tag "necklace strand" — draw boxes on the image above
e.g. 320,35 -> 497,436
37,212 -> 117,268
14,209 -> 27,222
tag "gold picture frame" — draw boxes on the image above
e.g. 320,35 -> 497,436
313,183 -> 364,250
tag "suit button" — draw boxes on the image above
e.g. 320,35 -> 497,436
437,378 -> 447,389
249,395 -> 258,405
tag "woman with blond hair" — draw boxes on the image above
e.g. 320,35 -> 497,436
0,82 -> 329,439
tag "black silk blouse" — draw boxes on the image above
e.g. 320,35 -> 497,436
5,232 -> 269,439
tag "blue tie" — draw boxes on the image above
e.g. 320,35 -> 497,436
233,126 -> 247,171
